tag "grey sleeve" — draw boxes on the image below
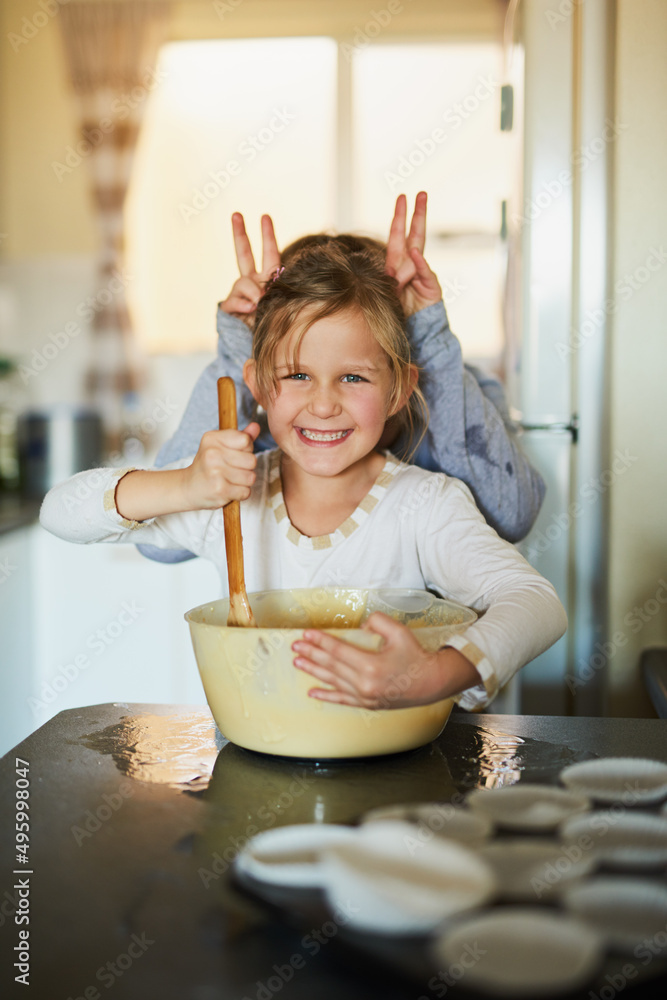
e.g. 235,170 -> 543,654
407,301 -> 545,543
136,310 -> 269,564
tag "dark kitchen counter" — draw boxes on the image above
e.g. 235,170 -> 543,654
1,703 -> 666,999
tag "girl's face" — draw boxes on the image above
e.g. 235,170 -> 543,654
245,307 -> 401,480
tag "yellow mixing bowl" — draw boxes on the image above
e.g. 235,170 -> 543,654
185,587 -> 477,759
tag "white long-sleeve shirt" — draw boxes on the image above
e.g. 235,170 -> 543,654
40,450 -> 566,711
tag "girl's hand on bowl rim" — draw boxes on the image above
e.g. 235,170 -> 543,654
292,612 -> 478,709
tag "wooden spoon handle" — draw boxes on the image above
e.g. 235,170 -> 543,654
217,377 -> 256,627
217,374 -> 237,435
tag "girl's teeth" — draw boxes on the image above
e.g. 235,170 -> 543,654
301,429 -> 348,441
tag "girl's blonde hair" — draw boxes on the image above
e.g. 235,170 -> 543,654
252,236 -> 428,458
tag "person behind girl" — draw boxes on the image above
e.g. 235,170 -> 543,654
137,193 -> 544,569
40,240 -> 566,712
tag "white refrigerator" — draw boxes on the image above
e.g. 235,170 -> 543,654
506,0 -> 613,716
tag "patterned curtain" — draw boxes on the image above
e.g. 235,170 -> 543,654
58,1 -> 170,452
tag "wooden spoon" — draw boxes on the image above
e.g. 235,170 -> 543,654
217,377 -> 257,627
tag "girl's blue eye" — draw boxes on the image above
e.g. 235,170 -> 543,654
341,374 -> 364,383
286,372 -> 309,380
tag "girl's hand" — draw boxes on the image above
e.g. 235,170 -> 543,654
385,192 -> 442,316
219,213 -> 281,326
292,612 -> 480,709
181,422 -> 261,511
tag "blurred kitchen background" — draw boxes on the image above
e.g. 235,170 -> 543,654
1,0 -> 665,755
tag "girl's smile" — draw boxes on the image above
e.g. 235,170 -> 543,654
296,427 -> 353,445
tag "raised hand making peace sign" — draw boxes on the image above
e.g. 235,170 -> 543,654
385,191 -> 443,317
219,212 -> 281,326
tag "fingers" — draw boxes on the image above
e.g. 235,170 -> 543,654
223,297 -> 255,315
408,246 -> 442,304
386,191 -> 427,266
234,276 -> 262,303
295,629 -> 371,672
407,191 -> 427,252
294,660 -> 360,703
385,193 -> 407,276
293,630 -> 390,708
211,451 -> 256,493
193,452 -> 256,505
187,427 -> 259,509
307,687 -> 371,707
291,615 -> 432,710
363,610 -> 404,638
223,427 -> 258,455
232,212 -> 281,282
243,421 -> 262,444
408,245 -> 428,269
231,212 -> 257,277
260,214 -> 281,275
392,260 -> 416,293
385,191 -> 428,295
201,428 -> 257,460
293,630 -> 370,689
408,245 -> 436,281
221,276 -> 263,316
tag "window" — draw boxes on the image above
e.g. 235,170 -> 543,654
126,38 -> 338,354
127,37 -> 520,364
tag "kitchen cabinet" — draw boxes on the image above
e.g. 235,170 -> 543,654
0,521 -> 220,755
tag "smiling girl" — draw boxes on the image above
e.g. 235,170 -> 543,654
40,240 -> 566,713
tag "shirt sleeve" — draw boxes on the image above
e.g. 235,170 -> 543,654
39,464 -> 216,557
406,301 -> 546,543
415,473 -> 567,711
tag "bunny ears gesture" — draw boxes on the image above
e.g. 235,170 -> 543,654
219,193 -> 442,324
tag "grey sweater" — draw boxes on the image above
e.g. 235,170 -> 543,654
137,301 -> 545,562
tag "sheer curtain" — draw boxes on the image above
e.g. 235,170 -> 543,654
58,1 -> 170,450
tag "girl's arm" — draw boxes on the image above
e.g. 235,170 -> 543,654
40,425 -> 259,546
39,462 -> 205,551
385,194 -> 544,542
293,474 -> 566,711
420,475 -> 566,708
406,300 -> 546,543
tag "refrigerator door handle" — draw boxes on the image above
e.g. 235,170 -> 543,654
519,417 -> 579,444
